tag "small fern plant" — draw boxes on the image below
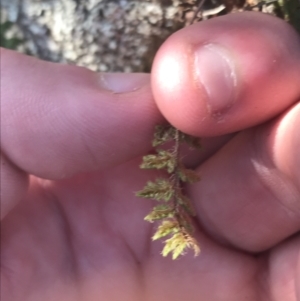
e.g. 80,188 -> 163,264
136,125 -> 201,259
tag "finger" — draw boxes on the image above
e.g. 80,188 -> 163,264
1,48 -> 163,220
1,48 -> 163,180
266,234 -> 300,300
189,102 -> 300,252
0,154 -> 28,219
151,12 -> 300,137
0,49 -> 232,220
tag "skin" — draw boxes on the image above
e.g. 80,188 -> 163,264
1,12 -> 300,301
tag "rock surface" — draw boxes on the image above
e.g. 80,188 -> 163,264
1,0 -> 280,71
1,0 -> 187,72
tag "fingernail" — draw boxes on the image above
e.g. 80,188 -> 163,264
99,73 -> 149,93
195,44 -> 237,118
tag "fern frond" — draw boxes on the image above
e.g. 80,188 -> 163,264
162,231 -> 200,260
136,124 -> 201,259
177,164 -> 200,183
140,150 -> 176,173
152,220 -> 180,240
144,204 -> 175,222
153,125 -> 176,147
136,179 -> 173,201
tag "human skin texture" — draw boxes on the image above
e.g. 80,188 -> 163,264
1,12 -> 300,301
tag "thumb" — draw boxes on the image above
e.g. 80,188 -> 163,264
1,49 -> 162,179
151,12 -> 300,137
1,48 -> 162,218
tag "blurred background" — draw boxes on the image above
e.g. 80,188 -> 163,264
1,0 -> 300,72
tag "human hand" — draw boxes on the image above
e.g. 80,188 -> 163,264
1,12 -> 300,301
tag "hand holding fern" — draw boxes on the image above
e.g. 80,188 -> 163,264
2,12 -> 300,301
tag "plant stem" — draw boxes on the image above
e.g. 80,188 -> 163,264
171,129 -> 185,230
190,0 -> 206,25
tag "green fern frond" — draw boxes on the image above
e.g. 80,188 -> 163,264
162,232 -> 201,260
136,179 -> 173,201
152,220 -> 180,240
140,150 -> 176,173
136,124 -> 201,259
144,204 -> 175,222
152,125 -> 177,147
177,165 -> 201,183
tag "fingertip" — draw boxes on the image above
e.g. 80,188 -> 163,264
152,12 -> 300,137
